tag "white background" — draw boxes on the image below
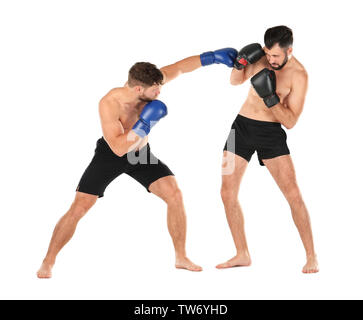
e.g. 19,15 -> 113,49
0,0 -> 362,300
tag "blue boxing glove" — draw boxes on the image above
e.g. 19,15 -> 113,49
200,48 -> 237,68
132,100 -> 168,138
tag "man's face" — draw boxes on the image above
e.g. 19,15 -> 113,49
139,84 -> 161,102
264,44 -> 292,70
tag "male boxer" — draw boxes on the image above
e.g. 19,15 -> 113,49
217,26 -> 319,273
37,47 -> 237,278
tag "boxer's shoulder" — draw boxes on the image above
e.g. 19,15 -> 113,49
290,57 -> 307,76
101,87 -> 125,100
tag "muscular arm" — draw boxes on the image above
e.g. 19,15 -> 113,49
99,97 -> 142,157
269,70 -> 308,129
160,55 -> 202,84
230,63 -> 256,85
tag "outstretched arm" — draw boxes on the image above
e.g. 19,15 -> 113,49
160,48 -> 237,84
160,55 -> 202,84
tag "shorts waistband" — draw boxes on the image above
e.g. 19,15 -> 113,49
236,114 -> 281,127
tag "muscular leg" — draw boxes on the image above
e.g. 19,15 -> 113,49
37,192 -> 98,278
216,151 -> 252,269
148,176 -> 202,272
262,155 -> 319,273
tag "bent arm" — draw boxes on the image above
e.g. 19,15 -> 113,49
230,45 -> 266,85
270,71 -> 308,129
99,97 -> 143,157
160,55 -> 202,84
230,63 -> 256,85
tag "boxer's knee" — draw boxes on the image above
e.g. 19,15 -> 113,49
150,176 -> 183,205
164,187 -> 183,206
285,186 -> 304,208
220,182 -> 238,207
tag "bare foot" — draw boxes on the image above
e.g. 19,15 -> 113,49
37,261 -> 54,278
302,256 -> 319,274
175,257 -> 203,272
216,253 -> 251,269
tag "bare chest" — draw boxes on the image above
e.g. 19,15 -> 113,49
118,112 -> 140,132
114,100 -> 145,131
252,66 -> 292,102
274,72 -> 292,102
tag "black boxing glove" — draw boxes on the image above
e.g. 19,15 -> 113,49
251,68 -> 280,108
234,43 -> 265,70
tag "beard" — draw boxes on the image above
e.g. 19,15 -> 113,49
139,95 -> 153,103
270,52 -> 289,70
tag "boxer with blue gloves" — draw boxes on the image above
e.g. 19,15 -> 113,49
37,45 -> 230,278
37,42 -> 242,278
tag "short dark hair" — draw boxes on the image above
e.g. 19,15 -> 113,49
264,26 -> 293,49
128,62 -> 163,87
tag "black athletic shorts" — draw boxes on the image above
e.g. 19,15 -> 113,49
76,137 -> 174,197
223,114 -> 290,166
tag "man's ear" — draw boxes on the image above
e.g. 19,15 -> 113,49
287,47 -> 293,57
133,85 -> 143,93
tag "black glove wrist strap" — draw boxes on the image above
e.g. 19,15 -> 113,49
264,94 -> 280,108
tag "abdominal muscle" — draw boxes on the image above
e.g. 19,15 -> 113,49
239,86 -> 280,123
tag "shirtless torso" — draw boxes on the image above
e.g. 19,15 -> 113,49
98,86 -> 158,156
232,53 -> 308,128
98,56 -> 202,157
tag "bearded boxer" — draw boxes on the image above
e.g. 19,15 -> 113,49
217,26 -> 319,273
37,47 -> 237,278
